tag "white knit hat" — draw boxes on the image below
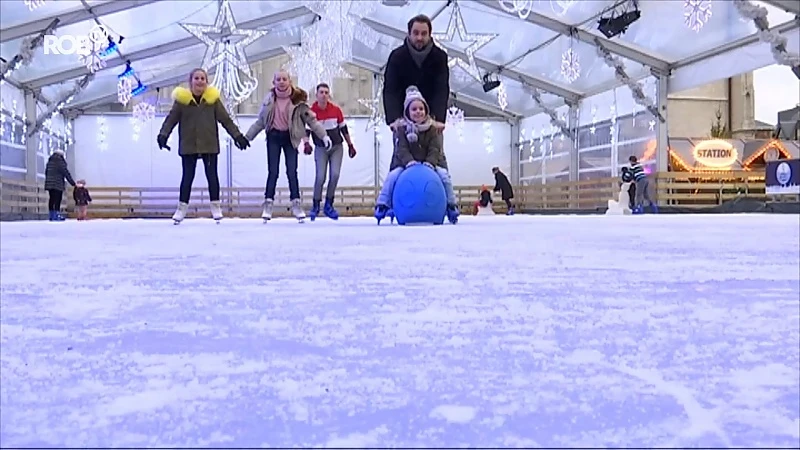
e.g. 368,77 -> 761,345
403,86 -> 429,142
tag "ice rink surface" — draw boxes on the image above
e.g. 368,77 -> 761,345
1,214 -> 799,448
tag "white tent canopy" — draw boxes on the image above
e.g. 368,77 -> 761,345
1,0 -> 798,119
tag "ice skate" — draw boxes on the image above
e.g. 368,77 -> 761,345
260,199 -> 273,223
172,202 -> 188,225
210,201 -> 223,223
446,204 -> 460,224
375,204 -> 389,224
506,206 -> 515,216
291,199 -> 305,223
309,201 -> 320,222
323,200 -> 339,220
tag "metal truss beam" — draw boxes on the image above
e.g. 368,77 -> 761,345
22,6 -> 312,89
763,0 -> 800,15
361,17 -> 582,103
1,0 -> 158,43
672,18 -> 799,70
476,0 -> 671,73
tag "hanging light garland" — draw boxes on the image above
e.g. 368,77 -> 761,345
357,76 -> 384,132
483,122 -> 494,153
496,82 -> 508,111
97,116 -> 108,151
446,105 -> 465,143
433,0 -> 497,83
732,0 -> 800,68
526,85 -> 572,138
301,1 -> 380,64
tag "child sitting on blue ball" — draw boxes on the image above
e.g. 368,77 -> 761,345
374,86 -> 459,224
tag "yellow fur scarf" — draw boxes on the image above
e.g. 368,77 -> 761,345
171,86 -> 221,105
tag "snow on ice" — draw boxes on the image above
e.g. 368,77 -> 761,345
1,214 -> 798,447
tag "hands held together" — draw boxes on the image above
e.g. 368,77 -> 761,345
406,161 -> 434,169
157,134 -> 250,151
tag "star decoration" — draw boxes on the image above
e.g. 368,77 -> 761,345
302,1 -> 380,58
179,0 -> 266,109
357,77 -> 384,132
283,39 -> 351,91
433,0 -> 497,82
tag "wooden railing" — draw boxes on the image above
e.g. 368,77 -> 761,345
2,172 -> 791,219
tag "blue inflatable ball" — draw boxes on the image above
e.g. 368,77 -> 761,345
391,163 -> 447,225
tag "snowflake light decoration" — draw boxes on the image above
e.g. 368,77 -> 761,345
446,105 -> 464,126
496,83 -> 508,111
24,0 -> 45,11
589,104 -> 597,134
483,122 -> 494,154
97,116 -> 108,151
560,48 -> 580,84
356,77 -> 384,131
684,0 -> 712,32
117,76 -> 133,106
498,0 -> 533,19
551,0 -> 575,16
132,102 -> 155,124
130,118 -> 141,142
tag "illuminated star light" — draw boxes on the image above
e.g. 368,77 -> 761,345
302,0 -> 380,60
179,0 -> 266,109
283,25 -> 352,92
433,1 -> 497,82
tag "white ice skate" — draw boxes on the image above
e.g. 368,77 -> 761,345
210,201 -> 223,223
291,199 -> 305,223
172,202 -> 189,224
261,199 -> 273,223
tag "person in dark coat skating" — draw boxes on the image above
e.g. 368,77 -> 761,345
492,167 -> 515,215
382,14 -> 449,166
44,149 -> 76,221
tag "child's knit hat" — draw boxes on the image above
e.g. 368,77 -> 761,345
403,86 -> 430,143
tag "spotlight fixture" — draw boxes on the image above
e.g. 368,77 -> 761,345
597,2 -> 641,39
482,73 -> 501,93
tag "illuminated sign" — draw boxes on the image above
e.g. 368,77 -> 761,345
692,139 -> 738,168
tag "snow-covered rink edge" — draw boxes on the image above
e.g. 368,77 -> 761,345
1,214 -> 798,448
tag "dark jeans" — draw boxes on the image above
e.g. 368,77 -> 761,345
265,129 -> 299,200
505,199 -> 513,209
179,153 -> 220,204
47,189 -> 63,212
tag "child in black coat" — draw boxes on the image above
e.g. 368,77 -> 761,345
73,179 -> 92,220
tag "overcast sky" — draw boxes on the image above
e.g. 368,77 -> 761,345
754,65 -> 800,125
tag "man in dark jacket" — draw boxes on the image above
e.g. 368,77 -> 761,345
492,167 -> 515,215
383,15 -> 449,146
44,149 -> 76,221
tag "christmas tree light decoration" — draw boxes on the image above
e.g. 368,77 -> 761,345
684,0 -> 712,32
283,41 -> 351,92
97,116 -> 108,151
496,82 -> 508,111
560,48 -> 580,84
483,122 -> 494,153
302,1 -> 380,62
25,0 -> 45,11
446,105 -> 465,126
433,0 -> 498,83
180,0 -> 266,113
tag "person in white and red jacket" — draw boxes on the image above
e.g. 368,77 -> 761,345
306,83 -> 357,221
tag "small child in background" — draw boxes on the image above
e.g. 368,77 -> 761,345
73,179 -> 92,220
473,185 -> 492,214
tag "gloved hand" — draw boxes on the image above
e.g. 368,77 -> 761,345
348,144 -> 357,158
406,160 -> 418,168
423,162 -> 434,169
234,135 -> 250,150
322,135 -> 332,150
157,134 -> 170,151
303,141 -> 313,155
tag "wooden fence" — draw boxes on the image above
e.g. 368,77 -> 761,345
2,171 -> 792,219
